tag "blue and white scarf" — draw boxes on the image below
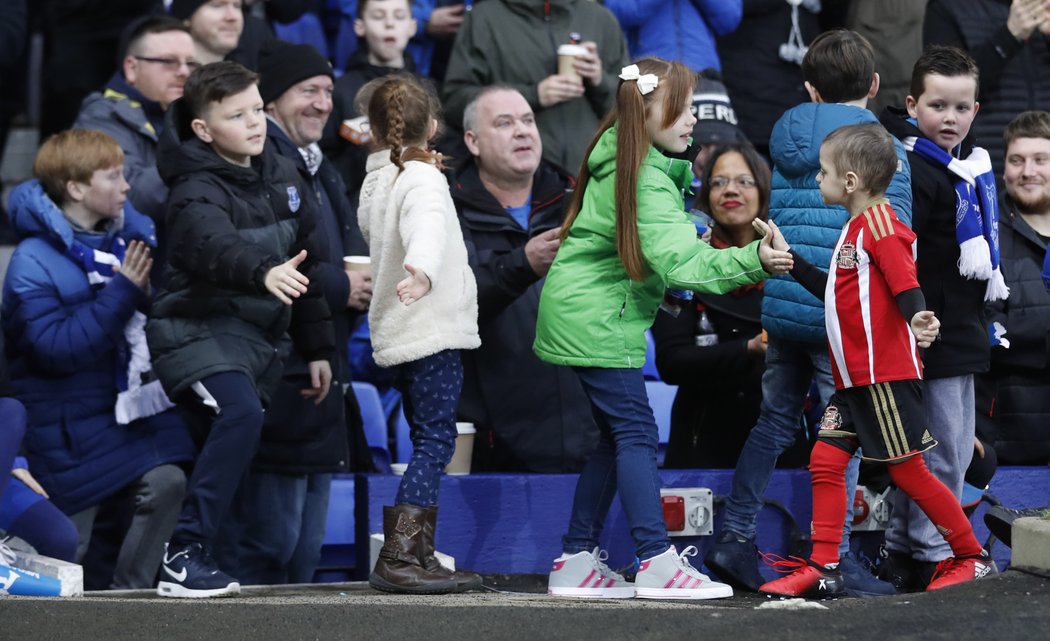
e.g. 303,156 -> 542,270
904,136 -> 1010,302
67,237 -> 174,425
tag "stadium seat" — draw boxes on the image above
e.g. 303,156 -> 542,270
645,380 -> 677,466
643,329 -> 660,380
394,405 -> 412,464
351,381 -> 392,473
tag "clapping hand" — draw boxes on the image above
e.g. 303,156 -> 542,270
114,240 -> 152,294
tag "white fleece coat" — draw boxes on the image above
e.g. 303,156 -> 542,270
358,151 -> 480,367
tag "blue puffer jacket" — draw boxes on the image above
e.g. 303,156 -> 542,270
1,180 -> 194,515
605,0 -> 741,72
763,102 -> 912,343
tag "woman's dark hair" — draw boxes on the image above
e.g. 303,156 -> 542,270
698,143 -> 772,231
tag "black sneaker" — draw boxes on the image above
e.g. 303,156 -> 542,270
157,542 -> 240,598
984,505 -> 1050,548
839,551 -> 897,597
704,530 -> 764,592
877,549 -> 918,593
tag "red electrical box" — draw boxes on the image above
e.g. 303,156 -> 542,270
661,495 -> 685,532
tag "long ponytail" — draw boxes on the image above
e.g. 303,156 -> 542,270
560,58 -> 695,282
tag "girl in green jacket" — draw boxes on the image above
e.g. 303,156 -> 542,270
537,58 -> 793,600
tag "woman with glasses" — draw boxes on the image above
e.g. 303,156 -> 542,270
652,144 -> 807,468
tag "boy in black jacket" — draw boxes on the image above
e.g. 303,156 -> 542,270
879,46 -> 1005,592
147,61 -> 335,598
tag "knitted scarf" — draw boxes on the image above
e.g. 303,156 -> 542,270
67,237 -> 174,425
903,136 -> 1009,301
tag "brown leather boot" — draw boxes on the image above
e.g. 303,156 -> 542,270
369,504 -> 458,594
423,506 -> 483,592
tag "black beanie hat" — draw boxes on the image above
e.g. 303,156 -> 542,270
169,0 -> 209,20
258,41 -> 334,105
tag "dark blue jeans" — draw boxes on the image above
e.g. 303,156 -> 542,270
563,366 -> 669,561
172,371 -> 264,548
722,336 -> 857,553
233,471 -> 332,585
393,350 -> 462,507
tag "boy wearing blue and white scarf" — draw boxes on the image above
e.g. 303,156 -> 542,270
2,130 -> 194,589
878,46 -> 1003,591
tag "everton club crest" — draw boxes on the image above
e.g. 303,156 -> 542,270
287,186 -> 301,213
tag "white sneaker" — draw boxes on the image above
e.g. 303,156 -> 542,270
548,548 -> 635,598
635,545 -> 734,600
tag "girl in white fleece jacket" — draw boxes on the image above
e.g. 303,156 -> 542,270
357,75 -> 481,595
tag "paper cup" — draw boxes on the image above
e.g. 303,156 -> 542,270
390,463 -> 407,476
343,255 -> 371,272
557,44 -> 588,80
445,422 -> 476,475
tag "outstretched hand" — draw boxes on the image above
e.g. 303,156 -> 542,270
911,310 -> 941,348
753,219 -> 793,275
397,263 -> 432,305
265,250 -> 310,305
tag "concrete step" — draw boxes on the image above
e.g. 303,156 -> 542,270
1012,515 -> 1050,576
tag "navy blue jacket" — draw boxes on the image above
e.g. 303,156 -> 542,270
1,180 -> 194,515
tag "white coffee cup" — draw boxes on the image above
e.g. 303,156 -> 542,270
343,255 -> 371,272
557,44 -> 588,81
445,422 -> 476,475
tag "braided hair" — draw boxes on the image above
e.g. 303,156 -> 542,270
366,75 -> 445,172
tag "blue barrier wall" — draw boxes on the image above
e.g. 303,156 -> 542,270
343,467 -> 1050,578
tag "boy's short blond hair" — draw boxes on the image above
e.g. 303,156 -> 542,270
33,129 -> 125,206
823,123 -> 898,196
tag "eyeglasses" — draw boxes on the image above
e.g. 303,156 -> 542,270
134,56 -> 201,72
708,176 -> 757,190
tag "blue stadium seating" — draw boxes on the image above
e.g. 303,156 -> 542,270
645,380 -> 677,465
351,382 -> 392,473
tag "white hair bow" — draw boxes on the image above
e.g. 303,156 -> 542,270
618,64 -> 659,95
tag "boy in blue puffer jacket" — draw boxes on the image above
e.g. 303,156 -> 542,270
2,130 -> 195,590
705,29 -> 911,597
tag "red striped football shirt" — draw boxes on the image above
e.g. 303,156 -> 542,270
825,200 -> 922,390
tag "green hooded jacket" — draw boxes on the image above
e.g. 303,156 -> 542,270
534,127 -> 770,368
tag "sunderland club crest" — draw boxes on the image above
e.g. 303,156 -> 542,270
819,405 -> 843,431
836,241 -> 858,269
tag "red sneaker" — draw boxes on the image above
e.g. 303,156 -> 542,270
926,552 -> 996,591
758,555 -> 844,599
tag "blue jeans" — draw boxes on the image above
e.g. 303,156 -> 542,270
394,350 -> 462,507
563,367 -> 668,561
722,336 -> 859,554
232,471 -> 333,585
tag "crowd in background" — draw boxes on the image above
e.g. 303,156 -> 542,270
0,0 -> 1047,595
